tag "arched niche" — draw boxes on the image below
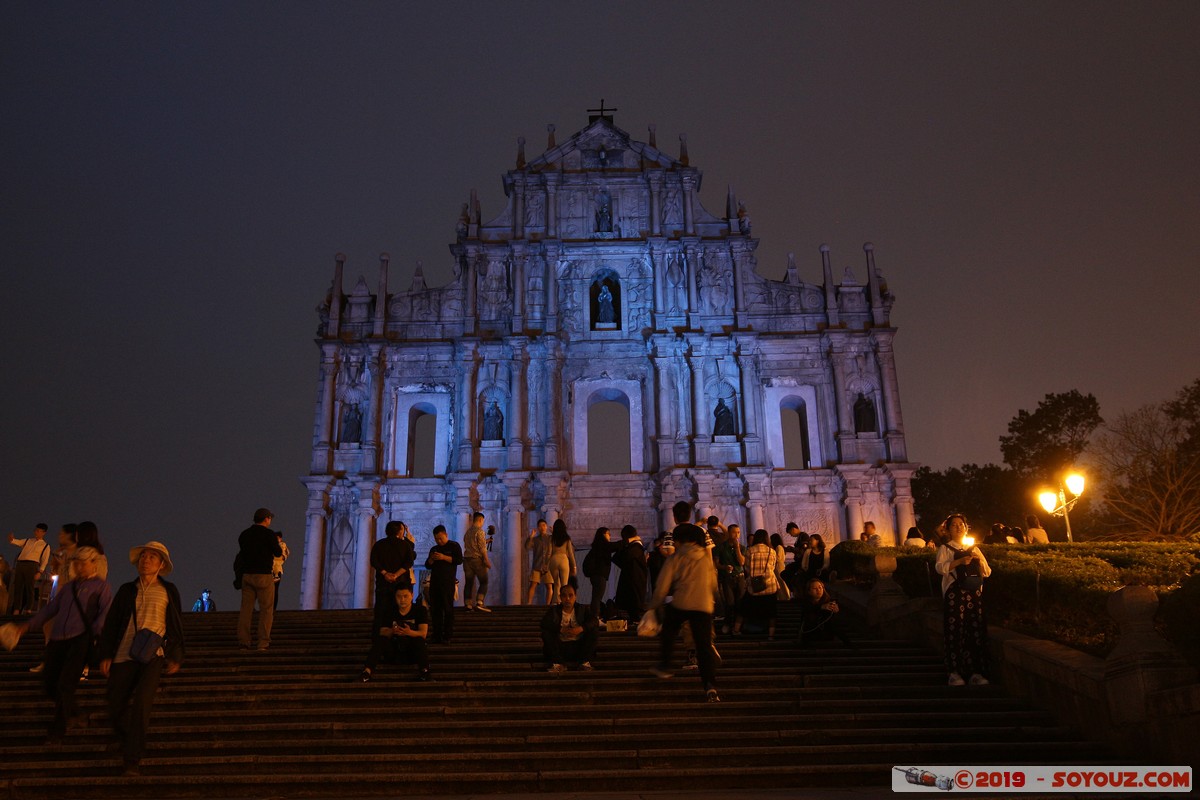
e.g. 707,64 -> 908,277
406,402 -> 438,477
390,390 -> 452,476
571,379 -> 644,473
763,385 -> 825,469
589,268 -> 621,330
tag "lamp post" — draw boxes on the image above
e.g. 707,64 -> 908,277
1038,472 -> 1085,543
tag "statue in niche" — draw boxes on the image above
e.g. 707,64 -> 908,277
854,393 -> 878,433
342,403 -> 363,444
524,190 -> 544,228
483,400 -> 504,441
595,187 -> 613,233
663,189 -> 682,225
713,397 -> 736,436
737,201 -> 751,234
597,285 -> 615,323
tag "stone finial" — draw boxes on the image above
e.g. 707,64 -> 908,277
820,244 -> 830,253
546,124 -> 556,149
678,133 -> 689,165
516,136 -> 526,169
864,242 -> 875,252
648,123 -> 657,147
411,260 -> 427,292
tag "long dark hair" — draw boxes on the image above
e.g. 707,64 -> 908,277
809,533 -> 825,554
76,521 -> 104,555
590,527 -> 609,548
620,524 -> 638,542
551,519 -> 570,547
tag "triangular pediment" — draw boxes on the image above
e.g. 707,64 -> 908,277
525,118 -> 679,172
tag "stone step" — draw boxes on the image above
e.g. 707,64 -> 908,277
0,605 -> 1107,796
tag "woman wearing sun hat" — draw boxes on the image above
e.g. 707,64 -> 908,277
97,540 -> 186,776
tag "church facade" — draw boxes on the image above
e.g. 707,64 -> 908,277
298,112 -> 916,609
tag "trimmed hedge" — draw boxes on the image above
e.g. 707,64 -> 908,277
831,540 -> 1200,659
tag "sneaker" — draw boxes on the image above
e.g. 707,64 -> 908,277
548,663 -> 567,674
948,672 -> 965,686
968,673 -> 990,686
580,661 -> 593,671
651,666 -> 673,679
706,688 -> 721,703
359,669 -> 372,683
29,663 -> 44,673
683,650 -> 699,671
475,603 -> 492,613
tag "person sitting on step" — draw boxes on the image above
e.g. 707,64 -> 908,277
540,582 -> 597,673
361,586 -> 430,682
798,578 -> 854,648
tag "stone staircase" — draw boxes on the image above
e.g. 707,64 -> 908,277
0,604 -> 1108,798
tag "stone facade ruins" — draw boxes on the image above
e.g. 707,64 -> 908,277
299,112 -> 916,609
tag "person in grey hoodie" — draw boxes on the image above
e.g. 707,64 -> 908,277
648,501 -> 720,703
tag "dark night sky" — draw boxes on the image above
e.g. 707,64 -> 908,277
3,2 -> 1198,610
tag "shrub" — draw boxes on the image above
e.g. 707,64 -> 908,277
853,541 -> 1200,657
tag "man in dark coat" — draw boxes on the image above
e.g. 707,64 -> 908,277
98,540 -> 185,776
540,583 -> 598,671
370,520 -> 416,633
424,525 -> 462,644
237,507 -> 282,650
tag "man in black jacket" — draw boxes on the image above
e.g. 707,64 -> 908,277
98,540 -> 185,776
424,525 -> 462,644
237,508 -> 282,651
370,520 -> 416,633
540,583 -> 598,672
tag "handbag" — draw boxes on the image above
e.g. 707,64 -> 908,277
750,574 -> 768,593
954,547 -> 984,592
130,600 -> 165,664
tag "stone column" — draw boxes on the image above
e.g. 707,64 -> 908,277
875,333 -> 908,462
455,343 -> 477,471
647,173 -> 663,237
682,173 -> 696,235
545,344 -> 564,469
684,241 -> 699,314
511,245 -> 526,333
512,175 -> 525,239
748,501 -> 765,535
506,502 -> 523,605
363,343 -> 384,473
463,251 -> 478,332
546,246 -> 560,332
354,490 -> 378,609
649,241 -> 665,314
373,253 -> 389,337
299,480 -> 330,609
689,343 -> 706,441
545,175 -> 559,238
508,338 -> 527,467
651,341 -> 674,467
844,498 -> 863,544
312,345 -> 339,473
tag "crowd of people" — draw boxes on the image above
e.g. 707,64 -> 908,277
1,503 -> 1008,767
1,520 -> 183,776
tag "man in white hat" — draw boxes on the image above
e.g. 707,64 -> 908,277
97,540 -> 185,776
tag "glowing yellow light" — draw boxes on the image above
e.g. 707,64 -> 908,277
1039,491 -> 1059,514
1065,473 -> 1085,497
961,535 -> 975,548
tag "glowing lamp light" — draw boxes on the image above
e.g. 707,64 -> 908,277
1039,491 -> 1059,514
1065,473 -> 1085,497
961,535 -> 975,548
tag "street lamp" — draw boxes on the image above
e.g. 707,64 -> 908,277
1038,471 -> 1086,543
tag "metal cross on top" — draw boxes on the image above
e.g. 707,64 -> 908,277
587,98 -> 618,123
